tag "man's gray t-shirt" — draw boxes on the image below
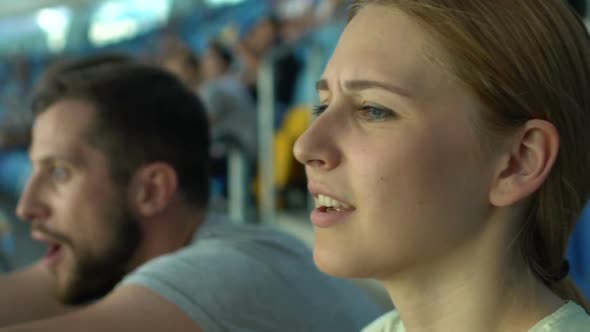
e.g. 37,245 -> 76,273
121,213 -> 381,331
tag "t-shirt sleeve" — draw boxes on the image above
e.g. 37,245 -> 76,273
119,239 -> 292,332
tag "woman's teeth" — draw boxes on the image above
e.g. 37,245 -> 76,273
314,194 -> 352,211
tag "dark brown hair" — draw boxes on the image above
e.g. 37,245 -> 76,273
31,54 -> 210,208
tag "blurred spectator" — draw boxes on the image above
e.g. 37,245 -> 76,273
0,57 -> 31,122
0,57 -> 34,150
201,41 -> 234,82
199,41 -> 257,201
0,57 -> 35,199
0,128 -> 30,152
158,39 -> 257,159
274,0 -> 347,41
235,14 -> 303,121
199,41 -> 257,158
161,46 -> 201,92
158,40 -> 256,199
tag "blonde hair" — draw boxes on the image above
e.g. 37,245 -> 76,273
349,0 -> 590,312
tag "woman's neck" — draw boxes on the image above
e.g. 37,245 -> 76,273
380,229 -> 564,332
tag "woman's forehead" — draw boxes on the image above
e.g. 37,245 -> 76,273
324,5 -> 462,105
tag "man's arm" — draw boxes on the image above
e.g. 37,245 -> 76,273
0,285 -> 204,332
0,263 -> 75,327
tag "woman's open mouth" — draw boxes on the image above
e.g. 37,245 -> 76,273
311,194 -> 355,227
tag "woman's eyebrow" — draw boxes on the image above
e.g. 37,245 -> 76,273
316,78 -> 413,99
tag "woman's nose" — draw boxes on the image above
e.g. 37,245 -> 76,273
293,113 -> 342,172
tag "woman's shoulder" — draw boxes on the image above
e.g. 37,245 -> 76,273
529,301 -> 590,332
362,310 -> 405,332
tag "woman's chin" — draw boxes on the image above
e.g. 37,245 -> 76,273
313,248 -> 373,279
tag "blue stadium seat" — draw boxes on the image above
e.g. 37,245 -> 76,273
568,202 -> 590,298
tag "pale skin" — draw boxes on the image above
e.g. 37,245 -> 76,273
294,5 -> 564,332
0,99 -> 204,331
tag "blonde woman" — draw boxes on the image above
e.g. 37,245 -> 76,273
294,0 -> 590,331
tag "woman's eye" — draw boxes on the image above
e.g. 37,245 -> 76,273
312,103 -> 397,122
359,105 -> 396,122
312,104 -> 328,118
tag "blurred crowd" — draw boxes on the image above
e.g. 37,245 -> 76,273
0,0 -> 347,201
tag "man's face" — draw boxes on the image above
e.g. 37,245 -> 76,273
163,54 -> 200,88
201,48 -> 227,81
246,19 -> 275,54
17,99 -> 141,305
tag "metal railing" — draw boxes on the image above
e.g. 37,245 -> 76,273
227,144 -> 248,223
257,40 -> 324,224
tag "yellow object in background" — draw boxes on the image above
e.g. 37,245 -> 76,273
253,105 -> 311,206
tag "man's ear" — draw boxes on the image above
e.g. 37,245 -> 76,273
489,119 -> 559,207
128,162 -> 178,217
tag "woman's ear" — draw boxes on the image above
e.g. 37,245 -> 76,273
489,119 -> 559,207
128,162 -> 178,217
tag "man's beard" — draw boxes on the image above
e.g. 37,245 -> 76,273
57,205 -> 141,305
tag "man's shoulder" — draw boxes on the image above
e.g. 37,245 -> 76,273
130,215 -> 310,277
191,214 -> 308,252
119,215 -> 383,331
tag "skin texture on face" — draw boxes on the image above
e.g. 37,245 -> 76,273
294,5 -> 499,280
17,99 -> 141,305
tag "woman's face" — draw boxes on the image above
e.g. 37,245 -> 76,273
294,5 -> 498,279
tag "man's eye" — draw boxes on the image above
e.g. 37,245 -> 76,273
50,167 -> 70,182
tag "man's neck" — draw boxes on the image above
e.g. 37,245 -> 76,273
129,207 -> 206,270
